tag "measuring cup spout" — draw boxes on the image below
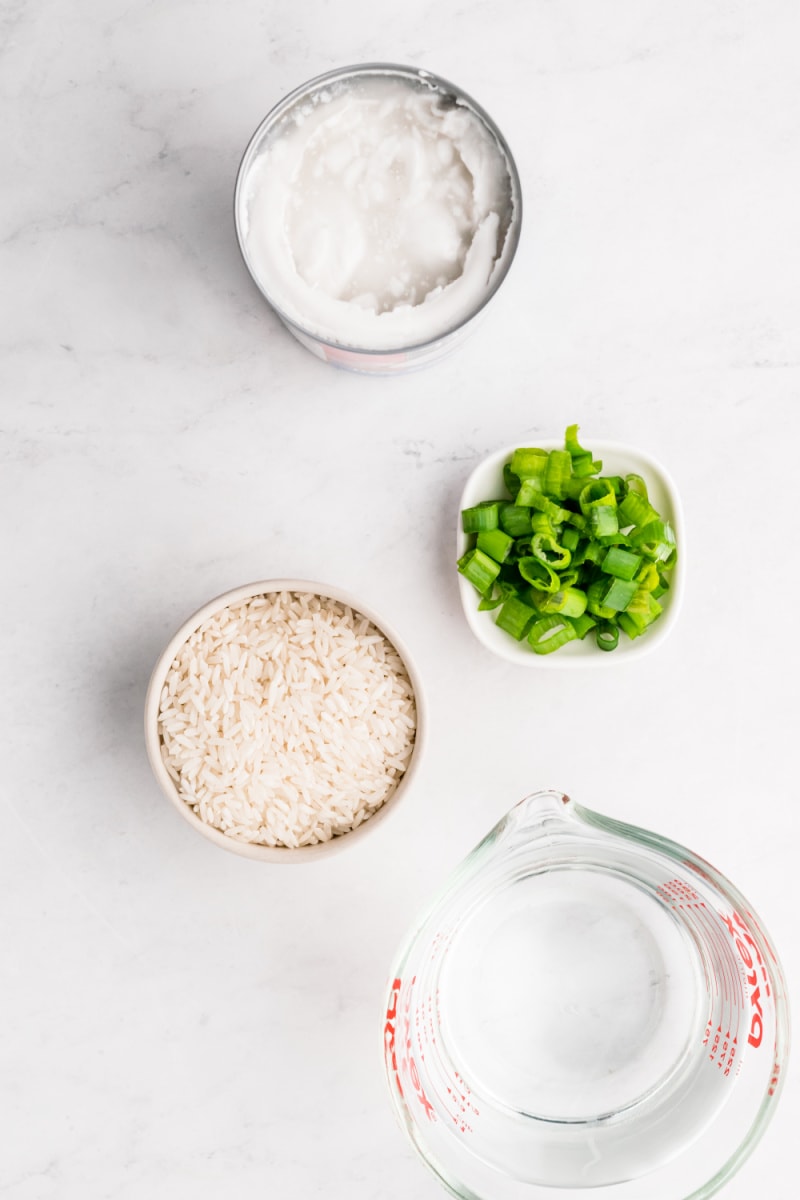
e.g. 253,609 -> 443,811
501,788 -> 577,844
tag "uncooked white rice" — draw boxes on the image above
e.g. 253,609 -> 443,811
157,591 -> 417,847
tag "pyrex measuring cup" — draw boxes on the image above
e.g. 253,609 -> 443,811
383,791 -> 789,1199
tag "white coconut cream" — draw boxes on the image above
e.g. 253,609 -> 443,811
239,74 -> 517,351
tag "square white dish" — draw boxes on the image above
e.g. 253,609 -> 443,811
456,440 -> 685,667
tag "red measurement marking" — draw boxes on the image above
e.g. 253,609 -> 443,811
657,878 -> 702,905
724,1039 -> 737,1077
721,910 -> 770,1048
384,977 -> 436,1122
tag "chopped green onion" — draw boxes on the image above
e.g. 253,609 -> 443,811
519,556 -> 560,592
601,546 -> 643,580
477,584 -> 504,611
458,548 -> 501,593
503,464 -> 521,499
617,612 -> 643,639
618,491 -> 657,529
652,572 -> 671,600
587,579 -> 618,620
462,503 -> 500,533
527,616 -> 578,655
564,426 -> 601,476
571,452 -> 597,477
598,531 -> 631,548
532,532 -> 571,569
477,528 -> 514,563
625,587 -> 663,629
561,587 -> 588,617
458,425 -> 677,654
596,623 -> 620,652
589,504 -> 619,539
544,450 -> 572,500
528,586 -> 586,617
531,511 -> 555,537
583,539 -> 606,565
510,448 -> 548,480
496,596 -> 538,640
567,612 -> 597,639
564,424 -> 586,457
516,478 -> 543,506
600,577 -> 640,612
579,478 -> 617,514
499,503 -> 532,537
529,492 -> 570,523
565,509 -> 587,530
620,614 -> 645,638
629,519 -> 676,563
570,539 -> 589,566
625,473 -> 649,499
634,560 -> 660,591
563,475 -> 589,501
477,579 -> 519,611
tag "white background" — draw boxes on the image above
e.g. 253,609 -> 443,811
2,1 -> 798,1197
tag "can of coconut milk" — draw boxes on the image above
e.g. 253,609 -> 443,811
234,63 -> 522,374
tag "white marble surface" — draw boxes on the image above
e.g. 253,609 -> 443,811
2,1 -> 798,1197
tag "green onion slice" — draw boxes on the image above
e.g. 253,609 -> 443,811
596,622 -> 620,652
601,546 -> 642,580
589,504 -> 619,539
476,528 -> 514,563
564,424 -> 586,457
587,579 -> 618,620
544,450 -> 572,500
617,612 -> 643,639
625,473 -> 649,499
527,616 -> 578,655
510,448 -> 548,480
499,503 -> 532,537
519,556 -> 560,592
568,612 -> 597,640
579,478 -> 617,514
618,491 -> 657,529
462,503 -> 500,533
496,596 -> 537,640
503,464 -> 521,499
601,577 -> 640,612
532,532 -> 571,569
629,519 -> 676,562
516,478 -> 543,506
529,587 -> 587,616
458,548 -> 501,594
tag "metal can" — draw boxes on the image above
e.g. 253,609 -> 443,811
234,63 -> 522,375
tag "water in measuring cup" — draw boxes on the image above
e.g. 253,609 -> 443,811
386,794 -> 788,1194
440,867 -> 705,1124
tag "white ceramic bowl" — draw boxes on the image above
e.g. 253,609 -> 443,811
144,580 -> 424,861
456,441 -> 685,667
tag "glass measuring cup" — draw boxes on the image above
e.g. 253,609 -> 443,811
383,791 -> 789,1199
